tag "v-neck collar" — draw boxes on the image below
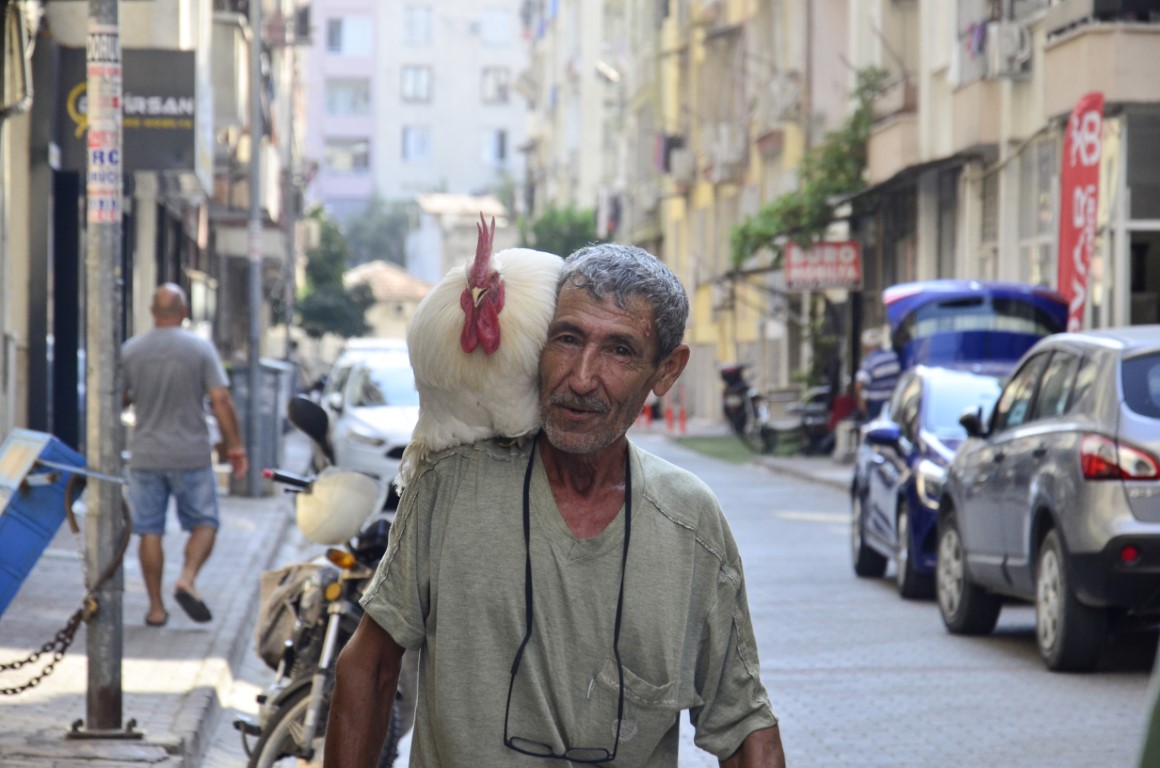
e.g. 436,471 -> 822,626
526,440 -> 636,562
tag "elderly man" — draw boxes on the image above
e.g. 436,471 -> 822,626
325,244 -> 785,766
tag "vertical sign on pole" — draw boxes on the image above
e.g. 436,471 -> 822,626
1057,91 -> 1104,333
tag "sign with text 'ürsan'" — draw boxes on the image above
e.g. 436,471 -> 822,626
784,241 -> 863,291
60,47 -> 196,174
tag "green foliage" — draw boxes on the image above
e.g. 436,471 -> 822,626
731,66 -> 891,269
297,208 -> 374,339
343,194 -> 412,267
519,205 -> 599,257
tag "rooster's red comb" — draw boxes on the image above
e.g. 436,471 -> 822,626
468,213 -> 496,286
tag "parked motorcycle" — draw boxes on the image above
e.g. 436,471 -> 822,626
720,364 -> 775,453
234,396 -> 416,767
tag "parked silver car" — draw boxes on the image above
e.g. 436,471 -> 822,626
937,326 -> 1160,671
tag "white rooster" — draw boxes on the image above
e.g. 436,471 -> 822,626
398,214 -> 562,491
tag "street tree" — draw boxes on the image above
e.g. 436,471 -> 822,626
519,205 -> 599,257
343,194 -> 412,267
297,208 -> 373,339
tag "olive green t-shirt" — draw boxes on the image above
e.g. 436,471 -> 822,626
361,437 -> 777,766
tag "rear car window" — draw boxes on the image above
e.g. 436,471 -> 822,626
1122,353 -> 1160,419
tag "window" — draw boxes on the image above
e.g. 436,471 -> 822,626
1017,138 -> 1058,286
481,129 -> 508,166
479,8 -> 512,46
481,67 -> 510,104
1123,353 -> 1160,419
992,353 -> 1050,432
1030,352 -> 1080,421
326,15 -> 373,56
402,126 -> 431,163
326,79 -> 371,116
324,138 -> 370,173
404,6 -> 433,45
402,66 -> 433,103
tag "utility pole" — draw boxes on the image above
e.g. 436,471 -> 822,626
81,0 -> 126,734
246,0 -> 263,496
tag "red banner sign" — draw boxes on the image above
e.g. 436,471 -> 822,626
784,241 -> 863,291
1057,92 -> 1104,333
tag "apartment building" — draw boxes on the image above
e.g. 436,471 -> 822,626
304,1 -> 530,224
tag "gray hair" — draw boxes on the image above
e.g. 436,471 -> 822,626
558,243 -> 688,360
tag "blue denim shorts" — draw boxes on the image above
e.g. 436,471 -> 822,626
126,467 -> 220,536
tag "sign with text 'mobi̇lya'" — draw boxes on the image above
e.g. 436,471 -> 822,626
784,241 -> 863,291
1057,91 -> 1104,333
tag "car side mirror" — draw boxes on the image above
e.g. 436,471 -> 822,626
959,407 -> 985,438
326,391 -> 345,414
865,424 -> 902,447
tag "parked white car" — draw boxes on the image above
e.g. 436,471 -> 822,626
322,341 -> 419,483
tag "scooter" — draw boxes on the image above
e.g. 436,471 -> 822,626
234,396 -> 416,767
719,363 -> 775,453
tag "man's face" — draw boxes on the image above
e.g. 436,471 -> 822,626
539,285 -> 669,455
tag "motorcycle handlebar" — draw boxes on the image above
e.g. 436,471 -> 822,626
262,467 -> 313,489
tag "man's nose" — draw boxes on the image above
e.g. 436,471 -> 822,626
568,346 -> 601,391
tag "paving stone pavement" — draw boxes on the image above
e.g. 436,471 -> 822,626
0,439 -> 301,767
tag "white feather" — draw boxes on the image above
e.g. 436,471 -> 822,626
399,247 -> 562,490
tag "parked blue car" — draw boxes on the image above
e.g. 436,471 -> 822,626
850,279 -> 1069,598
851,365 -> 1005,597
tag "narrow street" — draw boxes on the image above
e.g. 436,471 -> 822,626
203,429 -> 1155,767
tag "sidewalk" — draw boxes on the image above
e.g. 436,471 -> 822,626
644,417 -> 853,493
0,443 -> 300,767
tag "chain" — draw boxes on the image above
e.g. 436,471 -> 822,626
0,604 -> 90,695
0,472 -> 127,696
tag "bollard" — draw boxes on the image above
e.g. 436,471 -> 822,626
677,385 -> 687,434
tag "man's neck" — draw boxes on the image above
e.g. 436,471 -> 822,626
539,438 -> 628,539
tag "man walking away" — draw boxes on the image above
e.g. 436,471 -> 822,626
855,327 -> 901,421
122,283 -> 247,627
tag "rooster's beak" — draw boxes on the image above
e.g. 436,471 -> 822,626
471,287 -> 486,306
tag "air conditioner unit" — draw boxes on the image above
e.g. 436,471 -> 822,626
985,21 -> 1032,79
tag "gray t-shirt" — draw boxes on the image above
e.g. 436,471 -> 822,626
122,326 -> 229,470
362,437 -> 777,767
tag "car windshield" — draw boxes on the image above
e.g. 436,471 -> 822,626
1122,353 -> 1160,419
923,376 -> 1002,439
350,364 -> 420,408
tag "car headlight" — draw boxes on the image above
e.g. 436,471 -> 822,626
915,459 -> 946,510
346,426 -> 386,448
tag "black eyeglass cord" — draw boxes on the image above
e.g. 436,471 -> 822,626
504,436 -> 632,762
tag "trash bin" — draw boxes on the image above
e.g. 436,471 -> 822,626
229,359 -> 294,497
0,429 -> 86,617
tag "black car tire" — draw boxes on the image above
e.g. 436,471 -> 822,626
852,490 -> 887,578
936,511 -> 1001,635
896,505 -> 934,600
1036,529 -> 1107,672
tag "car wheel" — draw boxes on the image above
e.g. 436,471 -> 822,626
851,490 -> 887,578
896,505 -> 934,600
1036,529 -> 1107,672
936,511 -> 1001,634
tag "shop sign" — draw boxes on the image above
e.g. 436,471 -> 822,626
784,241 -> 863,291
1057,91 -> 1103,333
59,47 -> 196,174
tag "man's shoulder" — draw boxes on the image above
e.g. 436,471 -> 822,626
633,444 -> 722,530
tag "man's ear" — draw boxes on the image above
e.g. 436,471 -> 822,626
652,344 -> 690,398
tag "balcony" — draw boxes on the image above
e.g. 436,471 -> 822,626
866,113 -> 919,186
1044,22 -> 1160,118
951,78 -> 1002,154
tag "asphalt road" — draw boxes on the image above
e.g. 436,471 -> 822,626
203,430 -> 1156,767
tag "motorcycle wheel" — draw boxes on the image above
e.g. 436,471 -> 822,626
248,684 -> 402,768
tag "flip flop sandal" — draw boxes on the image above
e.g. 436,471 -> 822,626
175,588 -> 212,623
145,611 -> 169,627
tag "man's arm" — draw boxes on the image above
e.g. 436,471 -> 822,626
207,386 -> 247,478
325,613 -> 406,767
720,725 -> 786,768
